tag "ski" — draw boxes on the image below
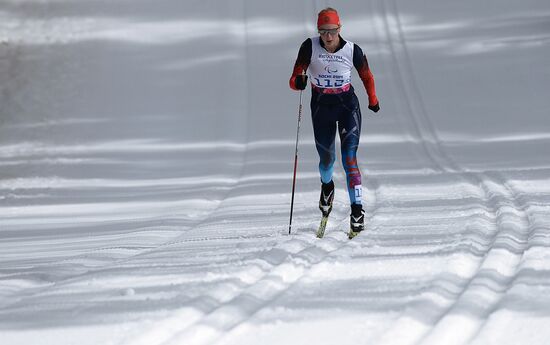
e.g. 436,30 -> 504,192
316,215 -> 329,238
348,229 -> 360,239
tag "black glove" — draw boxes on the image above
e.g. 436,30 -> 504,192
368,102 -> 380,113
295,75 -> 308,90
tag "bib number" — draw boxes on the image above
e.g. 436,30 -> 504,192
313,77 -> 346,88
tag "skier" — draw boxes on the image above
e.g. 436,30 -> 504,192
289,7 -> 380,239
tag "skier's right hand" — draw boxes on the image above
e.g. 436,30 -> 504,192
294,75 -> 308,90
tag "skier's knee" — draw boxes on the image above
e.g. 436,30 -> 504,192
319,155 -> 335,171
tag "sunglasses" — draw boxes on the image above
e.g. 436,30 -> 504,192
318,28 -> 339,36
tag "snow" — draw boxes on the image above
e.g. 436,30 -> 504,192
1,0 -> 550,344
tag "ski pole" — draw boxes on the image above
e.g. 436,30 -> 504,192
288,89 -> 304,235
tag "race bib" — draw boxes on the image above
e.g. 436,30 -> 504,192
309,37 -> 354,89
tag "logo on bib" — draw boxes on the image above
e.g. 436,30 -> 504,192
324,65 -> 338,74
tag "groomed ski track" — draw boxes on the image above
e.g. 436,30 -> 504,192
1,1 -> 550,345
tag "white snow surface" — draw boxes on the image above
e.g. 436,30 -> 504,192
1,0 -> 550,344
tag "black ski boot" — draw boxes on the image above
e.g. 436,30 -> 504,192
348,204 -> 365,239
319,180 -> 334,217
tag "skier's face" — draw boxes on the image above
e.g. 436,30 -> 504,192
318,24 -> 340,51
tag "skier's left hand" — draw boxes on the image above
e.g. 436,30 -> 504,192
368,102 -> 380,113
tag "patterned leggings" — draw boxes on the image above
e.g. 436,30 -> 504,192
310,89 -> 363,204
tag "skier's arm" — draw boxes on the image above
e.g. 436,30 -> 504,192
353,44 -> 379,109
289,39 -> 312,90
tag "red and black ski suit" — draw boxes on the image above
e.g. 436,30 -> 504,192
289,36 -> 379,204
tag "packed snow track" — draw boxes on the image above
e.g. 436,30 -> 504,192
1,1 -> 550,344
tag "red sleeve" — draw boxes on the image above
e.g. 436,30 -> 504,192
353,44 -> 379,106
289,39 -> 312,90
